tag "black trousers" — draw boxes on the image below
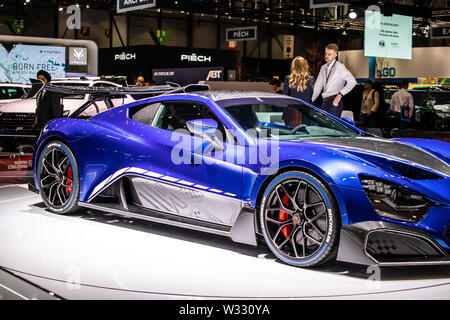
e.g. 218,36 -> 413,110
320,99 -> 343,118
393,112 -> 409,137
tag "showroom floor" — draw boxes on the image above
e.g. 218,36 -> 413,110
0,183 -> 449,300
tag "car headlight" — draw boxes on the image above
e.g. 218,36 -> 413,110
359,176 -> 430,222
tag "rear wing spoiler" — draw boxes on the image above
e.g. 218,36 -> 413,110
26,79 -> 209,99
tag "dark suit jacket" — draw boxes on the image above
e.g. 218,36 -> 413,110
35,90 -> 62,128
282,76 -> 314,127
283,75 -> 314,103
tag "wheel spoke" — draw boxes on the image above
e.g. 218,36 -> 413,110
58,157 -> 68,172
56,184 -> 64,205
42,180 -> 58,189
306,201 -> 325,209
277,232 -> 293,249
59,184 -> 68,204
293,181 -> 307,208
302,235 -> 307,257
307,210 -> 326,223
272,221 -> 294,242
265,216 -> 292,225
275,185 -> 295,214
306,220 -> 325,239
290,226 -> 302,258
43,159 -> 57,174
304,230 -> 322,245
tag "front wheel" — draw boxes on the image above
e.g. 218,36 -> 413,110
259,171 -> 340,267
37,141 -> 79,214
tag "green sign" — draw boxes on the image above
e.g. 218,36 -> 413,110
152,29 -> 170,45
7,19 -> 25,36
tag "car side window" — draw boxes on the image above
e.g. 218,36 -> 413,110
130,102 -> 161,125
151,101 -> 234,144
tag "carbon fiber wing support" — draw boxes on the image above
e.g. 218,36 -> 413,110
26,79 -> 210,99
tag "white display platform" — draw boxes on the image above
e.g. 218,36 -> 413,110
0,184 -> 449,300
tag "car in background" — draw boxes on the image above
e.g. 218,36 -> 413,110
409,84 -> 450,92
0,78 -> 134,131
0,83 -> 30,107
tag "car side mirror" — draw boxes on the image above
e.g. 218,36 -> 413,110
186,119 -> 224,151
341,117 -> 355,126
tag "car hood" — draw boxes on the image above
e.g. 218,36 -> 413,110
300,136 -> 450,178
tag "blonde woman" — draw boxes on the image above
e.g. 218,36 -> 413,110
283,56 -> 314,102
282,56 -> 314,126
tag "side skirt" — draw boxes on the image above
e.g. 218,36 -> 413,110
77,201 -> 258,246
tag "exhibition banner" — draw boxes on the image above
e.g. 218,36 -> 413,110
117,0 -> 156,13
0,44 -> 66,83
152,67 -> 224,86
364,11 -> 412,60
309,0 -> 345,8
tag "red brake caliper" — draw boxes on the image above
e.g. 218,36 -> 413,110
278,194 -> 291,239
65,166 -> 73,195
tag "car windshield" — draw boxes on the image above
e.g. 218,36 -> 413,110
220,99 -> 358,141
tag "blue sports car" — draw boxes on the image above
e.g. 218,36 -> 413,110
33,86 -> 450,267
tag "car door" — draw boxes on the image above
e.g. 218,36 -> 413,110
128,99 -> 246,227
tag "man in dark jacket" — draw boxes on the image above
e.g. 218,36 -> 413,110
34,70 -> 62,129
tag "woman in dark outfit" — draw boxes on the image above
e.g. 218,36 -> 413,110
282,56 -> 314,127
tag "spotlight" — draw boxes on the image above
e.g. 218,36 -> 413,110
58,6 -> 63,11
348,10 -> 358,20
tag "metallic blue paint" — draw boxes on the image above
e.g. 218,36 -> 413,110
33,92 -> 450,256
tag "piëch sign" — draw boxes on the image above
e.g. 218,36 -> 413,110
117,0 -> 156,13
180,53 -> 212,62
226,26 -> 257,42
114,52 -> 136,61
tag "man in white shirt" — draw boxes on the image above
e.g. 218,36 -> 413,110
312,43 -> 357,118
390,80 -> 414,136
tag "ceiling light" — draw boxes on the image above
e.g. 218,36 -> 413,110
348,11 -> 358,19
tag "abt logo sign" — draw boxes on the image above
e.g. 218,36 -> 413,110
114,52 -> 136,61
206,70 -> 222,81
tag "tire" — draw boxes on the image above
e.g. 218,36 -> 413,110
37,141 -> 79,214
259,170 -> 340,267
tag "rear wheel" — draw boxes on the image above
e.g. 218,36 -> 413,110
259,171 -> 340,267
37,141 -> 79,214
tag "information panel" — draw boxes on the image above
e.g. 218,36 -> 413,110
0,44 -> 66,83
364,11 -> 412,60
117,0 -> 156,13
